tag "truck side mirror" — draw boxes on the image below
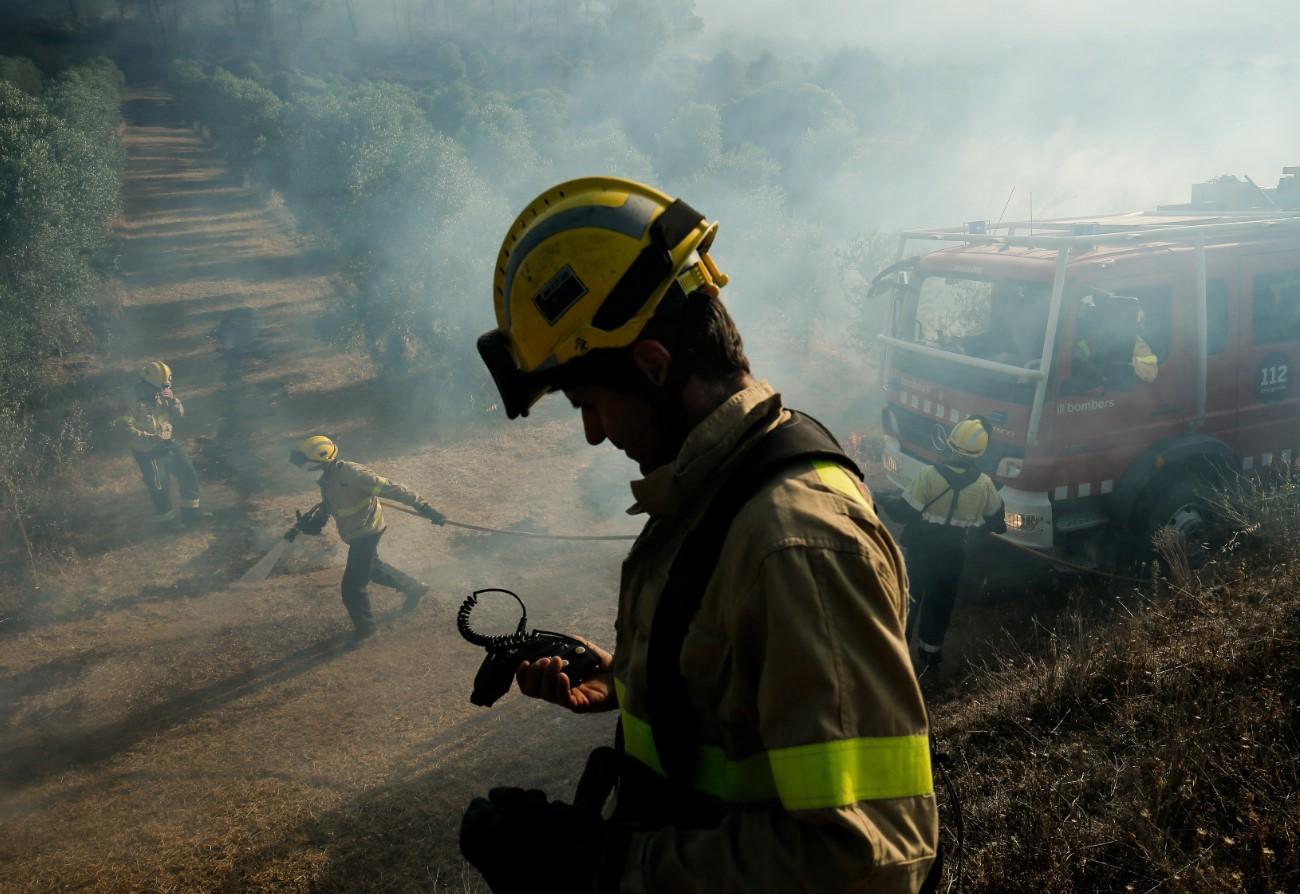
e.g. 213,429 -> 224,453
867,257 -> 919,298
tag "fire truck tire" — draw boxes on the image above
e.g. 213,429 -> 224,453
1137,477 -> 1215,566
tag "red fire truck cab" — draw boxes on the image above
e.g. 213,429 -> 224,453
873,180 -> 1300,567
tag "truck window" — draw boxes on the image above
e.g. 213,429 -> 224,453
1122,284 -> 1173,360
1252,270 -> 1300,345
1208,279 -> 1228,355
913,276 -> 1050,367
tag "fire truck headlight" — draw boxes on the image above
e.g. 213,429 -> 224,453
1005,511 -> 1041,532
997,457 -> 1023,479
883,451 -> 900,475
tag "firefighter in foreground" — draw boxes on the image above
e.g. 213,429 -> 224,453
289,435 -> 445,642
461,178 -> 938,892
117,360 -> 212,526
887,418 -> 1005,671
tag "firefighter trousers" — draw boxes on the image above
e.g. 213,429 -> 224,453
905,550 -> 964,651
341,531 -> 422,633
132,444 -> 201,520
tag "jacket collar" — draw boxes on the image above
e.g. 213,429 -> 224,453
629,380 -> 784,518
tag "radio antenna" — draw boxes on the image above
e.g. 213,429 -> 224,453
994,186 -> 1015,232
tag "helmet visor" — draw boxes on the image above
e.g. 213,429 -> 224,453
477,330 -> 552,420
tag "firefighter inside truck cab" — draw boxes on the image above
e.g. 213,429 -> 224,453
1068,289 -> 1159,391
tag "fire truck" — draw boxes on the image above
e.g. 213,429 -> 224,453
872,170 -> 1300,567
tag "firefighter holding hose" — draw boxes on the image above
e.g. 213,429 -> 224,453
289,435 -> 445,643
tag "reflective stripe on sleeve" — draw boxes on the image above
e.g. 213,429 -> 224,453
811,460 -> 870,507
615,679 -> 932,808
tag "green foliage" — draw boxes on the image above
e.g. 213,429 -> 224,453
164,34 -> 893,418
0,58 -> 124,408
0,56 -> 44,98
44,58 -> 127,144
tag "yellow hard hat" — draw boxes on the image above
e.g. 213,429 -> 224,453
947,417 -> 990,459
478,177 -> 728,419
141,360 -> 172,389
290,435 -> 338,466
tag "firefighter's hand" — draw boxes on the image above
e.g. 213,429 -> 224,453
416,501 -> 446,525
294,509 -> 325,536
516,638 -> 616,714
460,788 -> 625,893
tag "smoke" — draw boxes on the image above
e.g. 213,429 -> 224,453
7,2 -> 1300,888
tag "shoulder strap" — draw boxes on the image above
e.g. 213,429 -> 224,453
929,463 -> 980,526
645,411 -> 861,787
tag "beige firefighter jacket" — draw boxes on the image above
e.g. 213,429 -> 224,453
122,393 -> 184,454
612,380 -> 938,893
317,461 -> 424,543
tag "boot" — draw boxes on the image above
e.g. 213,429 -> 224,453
348,620 -> 378,648
914,643 -> 944,675
400,583 -> 429,615
182,506 -> 214,525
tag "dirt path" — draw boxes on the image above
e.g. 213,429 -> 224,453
0,89 -> 631,893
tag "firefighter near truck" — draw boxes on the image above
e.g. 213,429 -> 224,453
872,171 -> 1300,569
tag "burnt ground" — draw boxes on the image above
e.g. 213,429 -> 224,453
0,90 -> 1103,893
0,89 -> 630,893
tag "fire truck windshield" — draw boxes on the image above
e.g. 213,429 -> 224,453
912,276 -> 1052,368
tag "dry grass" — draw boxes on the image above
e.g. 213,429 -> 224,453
933,525 -> 1300,893
6,88 -> 1300,894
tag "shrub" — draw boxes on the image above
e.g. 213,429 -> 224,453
0,64 -> 124,408
0,56 -> 43,98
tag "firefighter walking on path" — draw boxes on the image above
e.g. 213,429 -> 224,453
461,178 -> 939,893
887,417 -> 1006,672
289,435 -> 445,643
117,360 -> 212,526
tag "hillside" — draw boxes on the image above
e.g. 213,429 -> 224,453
1,87 -> 1297,894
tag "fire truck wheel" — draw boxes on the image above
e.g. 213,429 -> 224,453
1139,477 -> 1214,567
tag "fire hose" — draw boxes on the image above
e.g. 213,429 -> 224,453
379,499 -> 638,542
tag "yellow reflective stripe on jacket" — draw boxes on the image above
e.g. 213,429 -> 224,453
334,496 -> 373,517
615,679 -> 932,808
337,480 -> 387,517
812,460 -> 869,507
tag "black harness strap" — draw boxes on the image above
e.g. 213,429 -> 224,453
932,464 -> 980,526
644,411 -> 863,786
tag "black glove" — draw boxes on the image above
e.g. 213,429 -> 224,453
416,501 -> 446,526
460,787 -> 628,894
294,508 -> 325,536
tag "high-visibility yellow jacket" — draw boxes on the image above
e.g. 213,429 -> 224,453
612,380 -> 938,893
316,461 -> 424,543
121,394 -> 184,453
904,464 -> 1002,529
1075,334 -> 1158,383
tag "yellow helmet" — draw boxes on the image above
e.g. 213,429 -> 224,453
290,435 -> 338,467
478,177 -> 728,419
140,360 -> 172,389
947,417 -> 990,459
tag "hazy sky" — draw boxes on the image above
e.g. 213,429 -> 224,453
698,1 -> 1300,61
689,1 -> 1300,223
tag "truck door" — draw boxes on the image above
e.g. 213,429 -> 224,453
1237,251 -> 1300,473
1055,272 -> 1192,466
